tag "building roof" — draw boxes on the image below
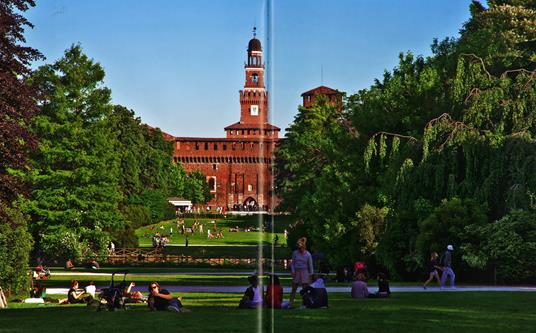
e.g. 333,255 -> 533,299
167,197 -> 192,207
224,122 -> 280,131
301,85 -> 340,97
248,38 -> 262,52
144,124 -> 176,140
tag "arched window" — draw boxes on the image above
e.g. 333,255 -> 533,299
252,73 -> 258,85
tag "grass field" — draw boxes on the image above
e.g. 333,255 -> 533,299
161,245 -> 290,259
2,292 -> 535,332
38,271 -> 416,289
135,215 -> 292,248
41,273 -> 255,288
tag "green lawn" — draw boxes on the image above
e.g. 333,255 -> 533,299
136,215 -> 291,247
161,245 -> 290,259
38,272 -> 415,288
49,266 -> 267,274
36,267 -> 415,289
41,273 -> 254,287
2,292 -> 535,332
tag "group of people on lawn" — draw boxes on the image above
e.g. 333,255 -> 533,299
36,237 -> 459,312
58,279 -> 188,312
238,237 -> 392,310
238,237 -> 327,309
52,236 -> 390,312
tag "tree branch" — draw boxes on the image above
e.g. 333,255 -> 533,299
370,131 -> 418,142
459,53 -> 492,80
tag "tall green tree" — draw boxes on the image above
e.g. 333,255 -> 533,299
0,0 -> 41,294
358,0 -> 536,278
108,105 -> 146,198
27,45 -> 122,262
277,0 -> 536,281
275,99 -> 369,265
108,105 -> 212,246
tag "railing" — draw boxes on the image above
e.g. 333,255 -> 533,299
104,248 -> 288,268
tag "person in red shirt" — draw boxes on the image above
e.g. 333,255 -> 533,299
265,275 -> 283,308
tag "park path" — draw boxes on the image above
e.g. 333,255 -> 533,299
46,285 -> 536,295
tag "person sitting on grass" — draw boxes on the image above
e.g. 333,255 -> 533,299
351,273 -> 369,299
86,259 -> 100,270
239,275 -> 263,309
376,272 -> 391,297
30,281 -> 46,299
59,280 -> 94,304
85,281 -> 96,298
147,281 -> 188,312
65,259 -> 74,270
266,275 -> 289,309
367,272 -> 391,298
300,274 -> 328,309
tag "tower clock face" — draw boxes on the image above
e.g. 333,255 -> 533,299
250,105 -> 259,116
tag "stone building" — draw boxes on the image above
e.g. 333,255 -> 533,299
171,32 -> 280,211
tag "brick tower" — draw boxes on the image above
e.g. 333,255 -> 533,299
225,28 -> 278,139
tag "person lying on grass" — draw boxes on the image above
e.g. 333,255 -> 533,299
123,282 -> 145,303
147,281 -> 189,312
59,280 -> 94,305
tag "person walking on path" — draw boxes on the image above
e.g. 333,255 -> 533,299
289,237 -> 313,307
423,252 -> 443,289
440,245 -> 456,290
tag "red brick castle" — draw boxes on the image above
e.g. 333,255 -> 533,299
172,31 -> 280,211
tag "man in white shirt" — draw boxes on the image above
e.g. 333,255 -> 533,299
85,281 -> 96,298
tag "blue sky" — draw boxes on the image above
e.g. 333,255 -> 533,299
25,0 -> 473,137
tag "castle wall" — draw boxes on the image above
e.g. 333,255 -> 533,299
173,138 -> 277,210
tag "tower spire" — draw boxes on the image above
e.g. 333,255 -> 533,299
252,26 -> 257,38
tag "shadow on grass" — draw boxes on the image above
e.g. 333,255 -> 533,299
2,292 -> 536,333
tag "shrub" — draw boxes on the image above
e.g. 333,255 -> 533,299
462,210 -> 536,284
0,203 -> 33,295
40,225 -> 109,263
130,190 -> 176,224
